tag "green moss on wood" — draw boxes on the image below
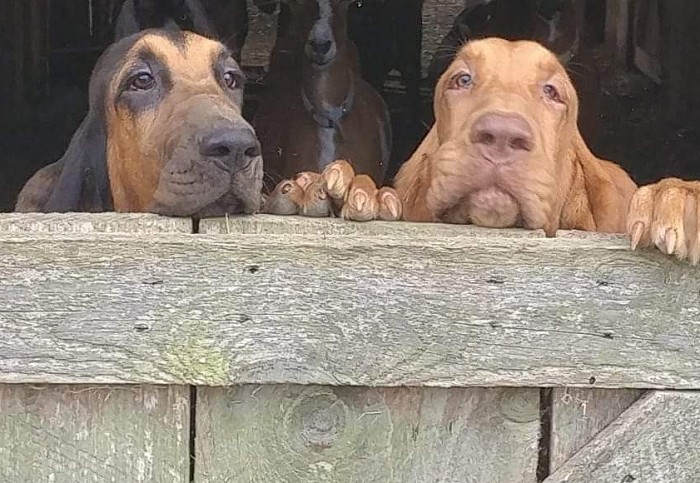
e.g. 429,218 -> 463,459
164,333 -> 230,385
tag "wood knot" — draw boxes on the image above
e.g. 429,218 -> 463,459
287,391 -> 347,450
499,389 -> 539,423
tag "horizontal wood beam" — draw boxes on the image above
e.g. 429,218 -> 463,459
0,214 -> 698,388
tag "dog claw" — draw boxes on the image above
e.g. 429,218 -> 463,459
262,179 -> 304,215
299,176 -> 332,217
629,221 -> 645,251
322,160 -> 355,201
663,228 -> 677,255
341,175 -> 379,222
378,187 -> 402,221
293,171 -> 319,191
280,166 -> 402,223
352,191 -> 369,211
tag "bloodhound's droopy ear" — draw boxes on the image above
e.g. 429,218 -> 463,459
393,125 -> 440,223
40,112 -> 112,213
566,129 -> 638,234
28,31 -> 152,213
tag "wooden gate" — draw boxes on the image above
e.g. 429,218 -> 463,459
0,213 -> 698,482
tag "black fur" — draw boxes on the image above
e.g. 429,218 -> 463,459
115,0 -> 216,41
40,30 -> 175,213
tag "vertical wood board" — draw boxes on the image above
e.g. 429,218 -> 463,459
605,0 -> 630,63
0,384 -> 190,483
549,388 -> 644,473
545,391 -> 700,483
196,385 -> 540,483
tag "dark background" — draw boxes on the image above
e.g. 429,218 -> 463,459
1,0 -> 699,212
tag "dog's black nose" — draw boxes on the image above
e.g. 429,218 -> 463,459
200,127 -> 261,168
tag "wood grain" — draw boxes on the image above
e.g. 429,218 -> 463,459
199,214 -> 557,237
544,391 -> 700,482
0,212 -> 192,233
549,388 -> 644,473
421,0 -> 470,76
0,225 -> 697,388
0,384 -> 190,483
196,385 -> 539,483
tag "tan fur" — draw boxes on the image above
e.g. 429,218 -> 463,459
107,34 -> 238,212
627,178 -> 700,265
17,31 -> 259,216
266,158 -> 402,223
395,38 -> 637,235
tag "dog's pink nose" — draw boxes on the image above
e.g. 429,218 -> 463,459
471,113 -> 534,164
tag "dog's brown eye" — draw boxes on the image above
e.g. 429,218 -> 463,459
543,84 -> 562,103
130,72 -> 155,91
223,71 -> 237,89
453,73 -> 473,89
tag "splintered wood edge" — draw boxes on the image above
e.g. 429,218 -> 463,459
0,213 -> 193,233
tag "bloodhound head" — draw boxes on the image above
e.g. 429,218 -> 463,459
16,29 -> 262,217
395,38 -> 636,236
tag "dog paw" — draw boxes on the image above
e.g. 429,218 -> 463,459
261,179 -> 304,215
263,160 -> 403,222
262,172 -> 332,217
627,178 -> 700,265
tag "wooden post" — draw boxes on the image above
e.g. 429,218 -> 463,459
605,0 -> 631,64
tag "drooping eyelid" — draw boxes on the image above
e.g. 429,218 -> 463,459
118,64 -> 152,94
543,75 -> 568,100
214,49 -> 247,88
118,49 -> 162,94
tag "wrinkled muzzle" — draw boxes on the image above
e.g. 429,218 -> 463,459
449,92 -> 542,165
150,95 -> 263,217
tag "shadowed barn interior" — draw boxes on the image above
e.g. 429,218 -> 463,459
1,0 -> 699,212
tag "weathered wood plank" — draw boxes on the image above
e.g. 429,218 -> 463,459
0,223 -> 697,388
199,214 -> 557,237
0,213 -> 192,233
0,384 -> 190,483
549,388 -> 644,473
421,0 -> 470,76
242,0 -> 278,67
196,385 -> 539,483
544,391 -> 700,482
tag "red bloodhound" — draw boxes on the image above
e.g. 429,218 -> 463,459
267,38 -> 700,265
16,29 -> 262,217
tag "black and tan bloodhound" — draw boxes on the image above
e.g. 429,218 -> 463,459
15,29 -> 263,217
